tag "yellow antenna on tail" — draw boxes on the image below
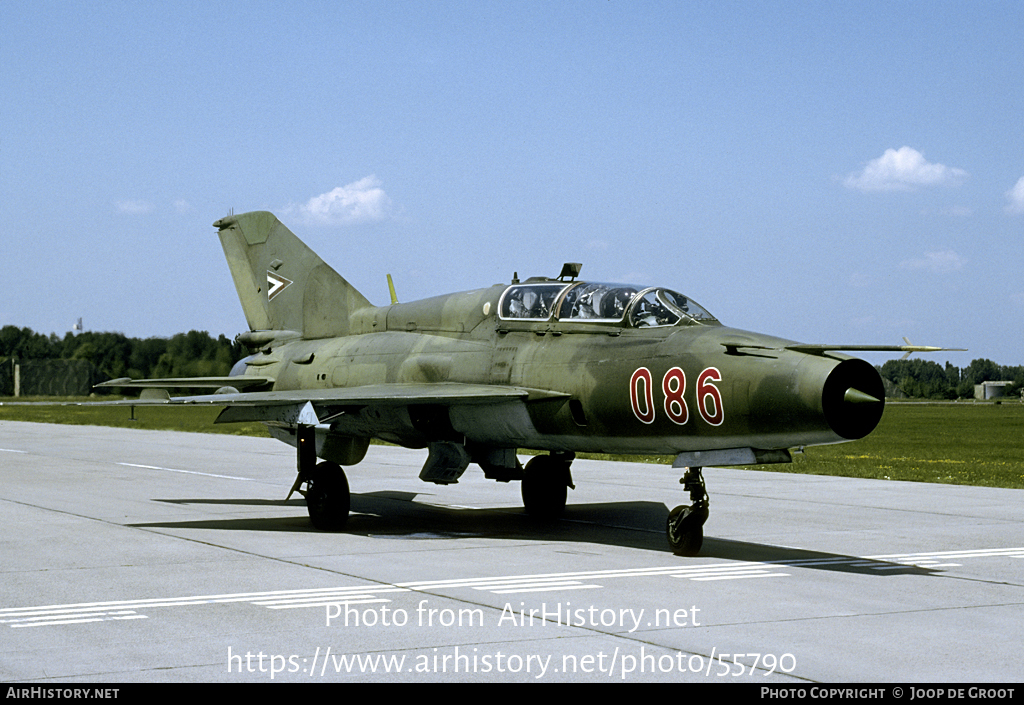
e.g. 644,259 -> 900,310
387,274 -> 398,304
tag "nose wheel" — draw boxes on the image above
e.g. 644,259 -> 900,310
667,467 -> 708,556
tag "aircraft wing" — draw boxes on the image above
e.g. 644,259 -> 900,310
80,382 -> 567,427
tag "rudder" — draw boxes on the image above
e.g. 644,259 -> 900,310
214,211 -> 372,338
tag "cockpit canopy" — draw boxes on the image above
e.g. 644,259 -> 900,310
498,281 -> 717,327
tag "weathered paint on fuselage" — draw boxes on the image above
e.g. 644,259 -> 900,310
233,283 -> 883,458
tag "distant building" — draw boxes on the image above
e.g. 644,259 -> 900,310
974,381 -> 1012,400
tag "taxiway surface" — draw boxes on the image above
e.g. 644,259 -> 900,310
1,421 -> 1022,683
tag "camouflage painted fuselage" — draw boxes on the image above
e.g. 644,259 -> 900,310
230,275 -> 883,464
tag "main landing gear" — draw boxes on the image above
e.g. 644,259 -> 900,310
521,453 -> 575,519
304,461 -> 350,530
667,467 -> 709,556
288,425 -> 351,531
286,428 -> 708,557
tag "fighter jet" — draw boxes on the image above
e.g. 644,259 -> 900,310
98,211 -> 961,555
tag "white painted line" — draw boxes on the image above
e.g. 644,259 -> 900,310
6,610 -> 148,628
690,573 -> 790,581
117,462 -> 257,481
4,546 -> 1021,626
464,575 -> 608,589
266,599 -> 393,610
260,598 -> 391,610
672,568 -> 781,579
12,618 -> 107,628
469,579 -> 589,590
868,547 -> 1024,561
0,586 -> 405,619
252,593 -> 383,605
487,584 -> 603,594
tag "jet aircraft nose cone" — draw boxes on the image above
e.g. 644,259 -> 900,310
844,388 -> 882,405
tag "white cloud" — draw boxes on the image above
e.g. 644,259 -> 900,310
1004,176 -> 1024,214
115,199 -> 153,214
290,176 -> 393,225
844,147 -> 968,192
900,249 -> 967,274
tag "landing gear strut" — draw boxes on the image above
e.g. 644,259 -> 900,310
521,453 -> 574,519
288,425 -> 351,531
667,467 -> 709,556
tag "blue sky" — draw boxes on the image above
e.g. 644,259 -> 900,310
3,1 -> 1022,368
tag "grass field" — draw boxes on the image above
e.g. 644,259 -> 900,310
1,398 -> 1022,489
0,398 -> 271,438
756,402 -> 1024,489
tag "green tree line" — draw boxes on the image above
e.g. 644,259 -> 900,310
880,358 -> 1023,400
0,326 -> 245,382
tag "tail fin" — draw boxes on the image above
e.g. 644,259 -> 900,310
214,211 -> 372,338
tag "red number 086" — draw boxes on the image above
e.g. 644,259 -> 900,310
629,367 -> 724,427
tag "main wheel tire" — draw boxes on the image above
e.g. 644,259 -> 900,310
521,455 -> 568,519
306,461 -> 350,531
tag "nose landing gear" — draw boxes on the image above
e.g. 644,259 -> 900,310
667,467 -> 708,556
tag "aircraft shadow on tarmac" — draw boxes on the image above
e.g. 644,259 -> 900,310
135,492 -> 938,578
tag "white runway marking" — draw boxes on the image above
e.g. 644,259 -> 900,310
6,610 -> 147,628
4,547 -> 1021,627
481,582 -> 604,594
117,462 -> 259,482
